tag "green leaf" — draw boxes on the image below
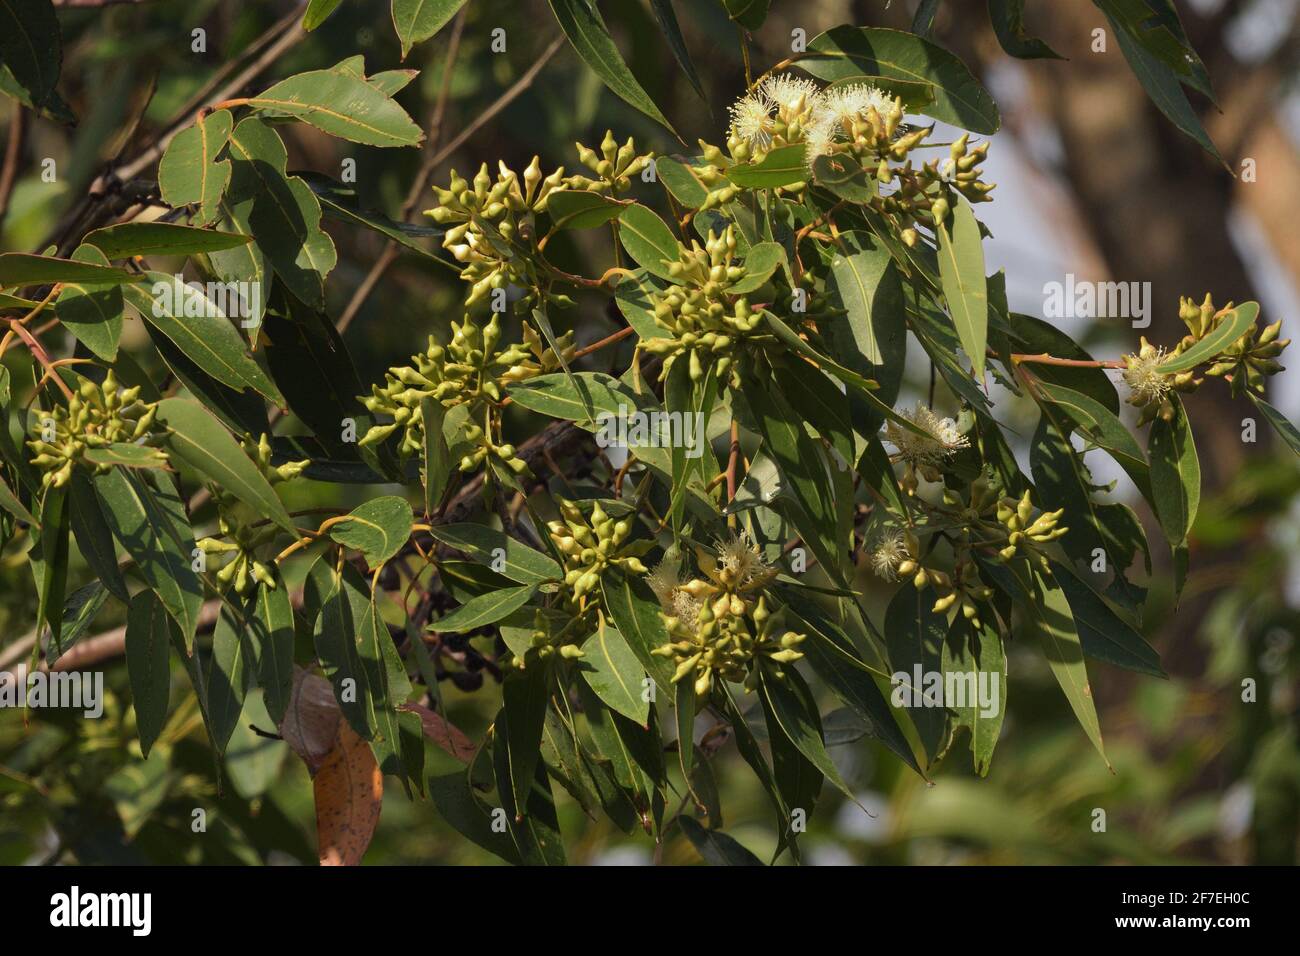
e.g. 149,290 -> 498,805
762,311 -> 922,436
721,0 -> 771,30
157,108 -> 234,226
1051,559 -> 1165,678
618,203 -> 681,280
988,0 -> 1063,59
434,584 -> 538,631
304,0 -> 345,31
547,0 -> 677,135
1105,11 -> 1224,167
427,523 -> 561,585
1148,393 -> 1199,546
825,232 -> 907,446
249,70 -> 423,147
157,400 -> 289,530
428,771 -> 521,864
125,589 -> 174,759
1030,407 -> 1142,607
312,560 -> 375,738
55,244 -> 124,362
0,253 -> 131,288
1248,392 -> 1300,457
579,622 -> 649,725
938,613 -> 1006,775
420,396 -> 449,514
83,222 -> 251,260
936,198 -> 989,379
82,443 -> 170,470
648,0 -> 706,102
1018,562 -> 1109,766
94,469 -> 203,649
158,398 -> 296,535
49,581 -> 109,666
742,361 -> 845,587
0,65 -> 72,126
0,472 -> 36,526
261,287 -> 364,457
122,275 -> 281,403
224,117 -> 337,308
545,190 -> 628,231
507,371 -> 647,424
884,583 -> 949,763
0,0 -> 60,110
758,662 -> 856,801
797,27 -> 1000,134
654,156 -> 711,208
600,568 -> 678,694
727,242 -> 784,294
811,154 -> 878,204
356,593 -> 410,781
250,578 -> 295,725
1159,302 -> 1258,373
391,0 -> 467,58
301,173 -> 445,261
783,588 -> 922,775
1031,379 -> 1151,497
678,817 -> 763,865
328,496 -> 413,565
614,268 -> 668,340
500,662 -> 551,819
67,471 -> 127,600
29,485 -> 69,651
207,603 -> 251,753
726,144 -> 810,189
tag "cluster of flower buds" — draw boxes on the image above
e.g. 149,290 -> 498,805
547,499 -> 652,610
566,131 -> 653,194
427,158 -> 566,306
195,513 -> 278,595
28,372 -> 165,488
638,226 -> 770,382
725,77 -> 993,246
869,525 -> 996,622
194,434 -> 304,595
932,561 -> 995,628
360,314 -> 573,457
1122,297 -> 1288,420
517,608 -> 586,665
653,591 -> 805,697
679,141 -> 744,210
1181,295 -> 1289,398
241,432 -> 308,484
648,533 -> 800,695
995,490 -> 1066,565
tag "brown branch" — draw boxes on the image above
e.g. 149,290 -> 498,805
1012,352 -> 1125,370
0,107 -> 26,227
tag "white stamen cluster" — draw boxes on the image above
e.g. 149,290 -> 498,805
1122,346 -> 1173,404
728,77 -> 899,169
869,528 -> 908,581
885,403 -> 971,465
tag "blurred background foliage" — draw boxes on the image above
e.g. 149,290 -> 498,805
1,0 -> 1297,865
